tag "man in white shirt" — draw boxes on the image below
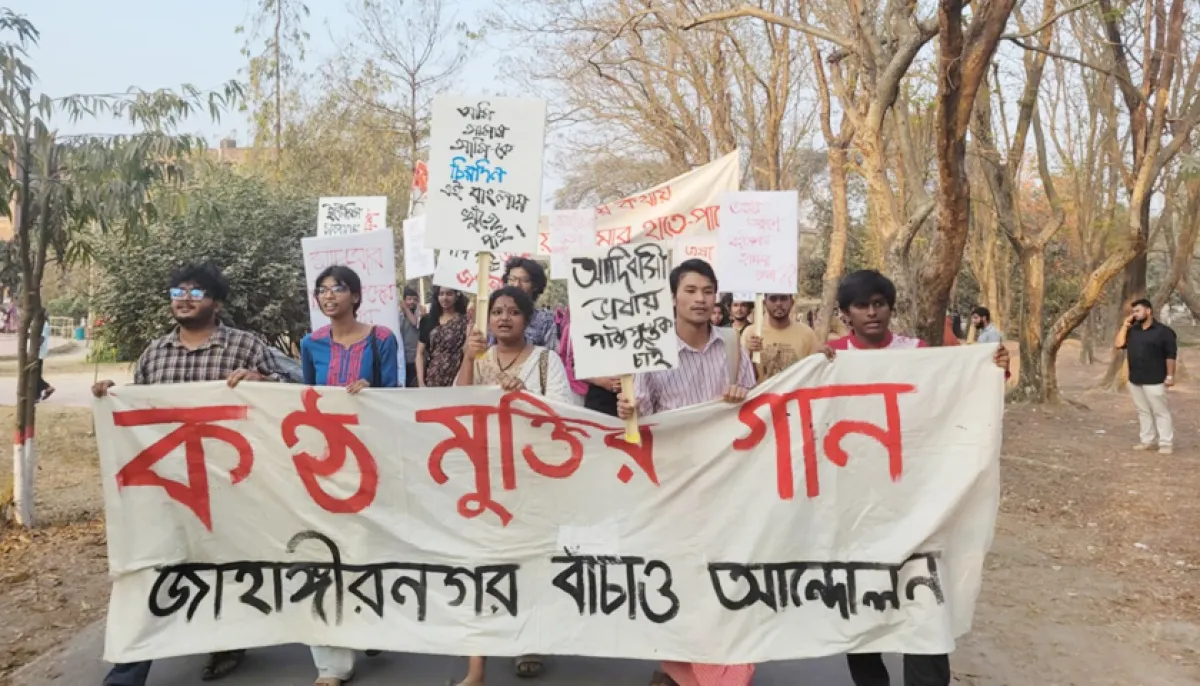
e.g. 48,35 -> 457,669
35,319 -> 53,401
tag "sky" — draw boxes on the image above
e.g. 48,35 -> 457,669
5,0 -> 504,141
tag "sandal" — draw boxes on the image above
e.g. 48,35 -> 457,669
201,650 -> 245,681
650,671 -> 680,686
515,655 -> 543,678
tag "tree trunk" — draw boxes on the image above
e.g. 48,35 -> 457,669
1015,245 -> 1047,398
815,144 -> 849,342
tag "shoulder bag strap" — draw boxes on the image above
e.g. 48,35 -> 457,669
369,326 -> 381,388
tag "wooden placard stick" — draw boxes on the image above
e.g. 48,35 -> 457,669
620,374 -> 640,445
476,252 -> 492,358
753,293 -> 765,363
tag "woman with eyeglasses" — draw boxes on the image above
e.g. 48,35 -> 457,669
499,257 -> 558,351
417,286 -> 470,387
300,265 -> 399,685
453,285 -> 569,686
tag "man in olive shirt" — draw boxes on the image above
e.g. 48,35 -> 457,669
744,293 -> 819,380
1116,298 -> 1177,455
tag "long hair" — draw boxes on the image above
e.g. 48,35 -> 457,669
428,286 -> 468,321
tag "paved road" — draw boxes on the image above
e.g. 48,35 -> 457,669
15,623 -> 904,685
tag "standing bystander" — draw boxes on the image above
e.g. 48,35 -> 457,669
398,286 -> 422,387
1115,298 -> 1177,455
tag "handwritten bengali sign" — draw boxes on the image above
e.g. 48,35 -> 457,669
568,243 -> 678,378
549,209 -> 598,279
402,216 -> 436,279
317,196 -> 388,237
717,191 -> 799,295
425,97 -> 546,254
301,230 -> 403,368
594,151 -> 738,245
95,345 -> 1001,663
537,214 -> 551,258
433,249 -> 525,293
671,234 -> 723,282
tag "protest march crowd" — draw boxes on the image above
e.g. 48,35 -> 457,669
85,93 -> 1181,686
92,256 -> 1008,686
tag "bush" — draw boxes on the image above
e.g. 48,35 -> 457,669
93,167 -> 314,359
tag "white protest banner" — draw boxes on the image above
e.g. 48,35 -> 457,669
567,243 -> 677,379
594,150 -> 738,245
301,231 -> 403,368
433,249 -> 527,293
95,345 -> 1001,663
717,191 -> 799,295
317,196 -> 388,237
425,97 -> 546,254
671,234 -> 722,280
402,216 -> 436,279
549,209 -> 598,279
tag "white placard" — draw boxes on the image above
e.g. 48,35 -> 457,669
567,243 -> 678,378
549,209 -> 598,279
317,196 -> 388,236
717,191 -> 799,295
402,216 -> 436,279
95,345 -> 1003,664
433,250 -> 524,293
301,230 -> 402,362
425,97 -> 547,254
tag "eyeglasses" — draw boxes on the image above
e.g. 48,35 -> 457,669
316,285 -> 350,296
169,287 -> 207,301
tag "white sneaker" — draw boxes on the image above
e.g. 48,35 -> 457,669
1159,446 -> 1174,456
1133,443 -> 1157,451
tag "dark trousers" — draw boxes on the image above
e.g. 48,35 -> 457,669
847,653 -> 950,686
405,362 -> 418,388
35,359 -> 48,395
104,661 -> 152,686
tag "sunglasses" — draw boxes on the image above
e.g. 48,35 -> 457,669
169,287 -> 207,301
316,285 -> 350,296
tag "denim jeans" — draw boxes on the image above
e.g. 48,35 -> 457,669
847,653 -> 950,686
103,661 -> 152,686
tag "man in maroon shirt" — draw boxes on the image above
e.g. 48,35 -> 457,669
827,270 -> 1008,686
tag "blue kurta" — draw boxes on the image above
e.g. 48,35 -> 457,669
301,325 -> 402,387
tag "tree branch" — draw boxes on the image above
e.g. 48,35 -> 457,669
679,3 -> 854,50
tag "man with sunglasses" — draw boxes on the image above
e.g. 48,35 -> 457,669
93,262 -> 282,686
743,292 -> 819,381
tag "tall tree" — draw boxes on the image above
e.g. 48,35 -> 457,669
336,0 -> 471,176
237,0 -> 309,171
0,12 -> 240,526
1042,0 -> 1198,400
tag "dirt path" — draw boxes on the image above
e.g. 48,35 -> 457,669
2,341 -> 1199,685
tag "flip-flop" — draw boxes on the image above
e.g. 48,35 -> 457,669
515,655 -> 543,678
200,649 -> 245,681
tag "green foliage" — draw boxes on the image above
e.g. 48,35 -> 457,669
92,167 -> 313,359
45,291 -> 87,320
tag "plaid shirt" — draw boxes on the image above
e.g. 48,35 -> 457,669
134,324 -> 282,385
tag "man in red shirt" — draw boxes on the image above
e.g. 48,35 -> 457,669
827,270 -> 1007,686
